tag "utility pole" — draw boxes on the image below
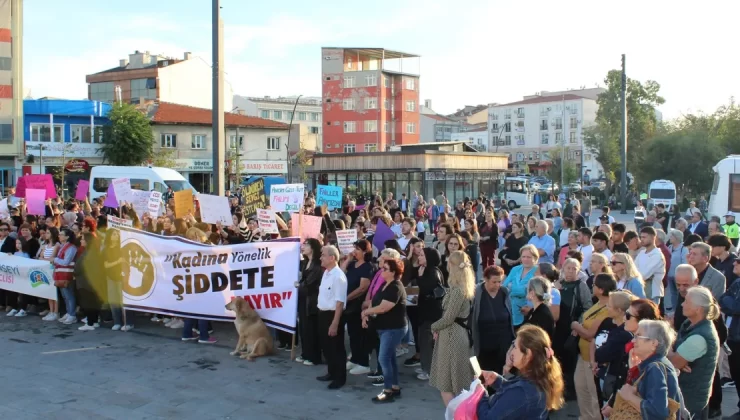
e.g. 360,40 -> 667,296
560,94 -> 566,191
235,125 -> 241,189
620,54 -> 628,214
211,0 -> 225,196
286,95 -> 302,183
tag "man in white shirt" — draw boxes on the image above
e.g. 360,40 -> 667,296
397,217 -> 416,251
591,231 -> 613,261
634,226 -> 666,305
577,227 -> 594,273
316,245 -> 348,389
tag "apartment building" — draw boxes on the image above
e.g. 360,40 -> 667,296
420,113 -> 466,143
321,47 -> 420,153
0,0 -> 23,191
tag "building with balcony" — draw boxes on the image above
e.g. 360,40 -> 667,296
86,50 -> 233,110
321,47 -> 420,153
232,95 -> 323,152
420,113 -> 466,143
451,128 -> 488,152
143,101 -> 289,193
0,0 -> 23,192
487,91 -> 603,179
23,99 -> 112,193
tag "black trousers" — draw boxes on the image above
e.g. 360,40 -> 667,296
300,313 -> 322,364
708,366 -> 722,410
345,310 -> 370,367
477,345 -> 508,373
319,310 -> 346,383
729,341 -> 740,410
407,305 -> 420,354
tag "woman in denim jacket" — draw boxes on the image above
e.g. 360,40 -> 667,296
477,324 -> 564,420
615,319 -> 683,419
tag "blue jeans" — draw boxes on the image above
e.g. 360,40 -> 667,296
60,286 -> 76,318
378,327 -> 406,389
182,318 -> 210,340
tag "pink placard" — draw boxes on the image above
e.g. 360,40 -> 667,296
75,180 -> 89,201
291,213 -> 322,242
103,183 -> 118,208
26,189 -> 47,216
15,174 -> 57,199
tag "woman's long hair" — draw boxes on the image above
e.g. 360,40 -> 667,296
447,251 -> 475,300
516,324 -> 564,411
612,252 -> 644,285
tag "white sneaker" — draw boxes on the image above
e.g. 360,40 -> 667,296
295,356 -> 305,363
417,372 -> 430,381
346,361 -> 357,370
41,313 -> 52,321
121,325 -> 134,332
46,313 -> 59,321
303,360 -> 315,366
151,315 -> 161,322
58,314 -> 69,323
112,324 -> 122,331
164,319 -> 174,327
14,309 -> 26,317
93,323 -> 100,328
169,319 -> 184,329
349,365 -> 371,375
162,318 -> 171,323
81,317 -> 88,324
78,325 -> 95,331
63,316 -> 77,325
395,347 -> 408,357
6,309 -> 17,316
39,310 -> 50,317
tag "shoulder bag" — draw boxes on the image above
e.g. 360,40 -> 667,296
610,362 -> 682,420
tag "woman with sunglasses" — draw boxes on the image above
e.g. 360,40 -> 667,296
610,253 -> 646,298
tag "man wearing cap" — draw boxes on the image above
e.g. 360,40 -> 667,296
722,212 -> 739,247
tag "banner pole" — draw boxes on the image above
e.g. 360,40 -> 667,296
290,210 -> 304,361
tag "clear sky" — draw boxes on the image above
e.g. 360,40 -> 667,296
23,0 -> 740,119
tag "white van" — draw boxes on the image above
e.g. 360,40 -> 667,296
708,155 -> 740,218
647,179 -> 676,210
89,166 -> 197,202
504,176 -> 531,209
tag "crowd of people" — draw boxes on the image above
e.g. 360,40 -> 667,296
1,185 -> 740,419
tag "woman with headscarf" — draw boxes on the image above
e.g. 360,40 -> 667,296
414,247 -> 445,381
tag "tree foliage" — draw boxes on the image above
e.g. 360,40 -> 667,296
99,103 -> 154,166
150,148 -> 177,168
546,149 -> 578,186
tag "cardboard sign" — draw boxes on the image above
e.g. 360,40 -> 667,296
75,179 -> 89,201
103,183 -> 118,208
15,174 -> 57,199
26,189 -> 47,216
198,194 -> 232,225
240,178 -> 267,218
336,229 -> 358,255
269,184 -> 305,212
257,209 -> 279,234
130,190 -> 161,218
316,185 -> 343,210
148,191 -> 162,216
107,215 -> 133,229
291,213 -> 322,243
112,178 -> 133,204
173,189 -> 194,218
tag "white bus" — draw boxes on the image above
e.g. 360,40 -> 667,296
647,179 -> 676,210
708,155 -> 740,218
504,176 -> 531,209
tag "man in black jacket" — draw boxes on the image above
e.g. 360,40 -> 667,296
0,222 -> 15,254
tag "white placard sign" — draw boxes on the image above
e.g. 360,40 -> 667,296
336,229 -> 358,255
112,178 -> 133,205
107,215 -> 133,229
269,184 -> 305,212
257,209 -> 279,234
197,194 -> 232,225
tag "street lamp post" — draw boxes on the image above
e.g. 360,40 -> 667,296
286,95 -> 302,183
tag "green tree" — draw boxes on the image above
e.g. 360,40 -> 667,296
547,149 -> 578,186
99,103 -> 154,166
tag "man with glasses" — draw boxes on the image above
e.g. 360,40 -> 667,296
0,222 -> 14,254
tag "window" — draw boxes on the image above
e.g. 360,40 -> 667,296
70,125 -> 93,143
365,98 -> 377,109
383,99 -> 390,109
192,134 -> 206,149
540,106 -> 550,116
90,82 -> 115,102
405,78 -> 415,90
298,112 -> 307,121
384,122 -> 390,133
130,78 -> 157,100
541,133 -> 549,145
555,132 -> 563,144
260,110 -> 270,118
540,119 -> 548,130
161,133 -> 177,148
347,58 -> 353,69
0,123 -> 11,141
516,107 -> 525,118
515,120 -> 524,128
491,123 -> 499,132
555,117 -> 563,130
364,144 -> 378,152
570,117 -> 578,129
570,131 -> 577,143
273,110 -> 282,120
366,74 -> 377,86
344,121 -> 356,133
570,104 -> 578,115
309,126 -> 320,134
490,113 -> 498,120
286,111 -> 294,120
504,109 -> 512,119
0,57 -> 10,71
230,135 -> 244,149
405,122 -> 416,134
93,178 -> 150,193
266,136 -> 280,151
504,122 -> 511,133
344,144 -> 356,153
342,98 -> 355,111
343,76 -> 355,88
491,136 -> 498,145
94,126 -> 104,143
311,112 -> 320,121
516,135 -> 525,145
502,135 -> 511,146
406,101 -> 416,112
30,124 -> 64,142
364,120 -> 378,132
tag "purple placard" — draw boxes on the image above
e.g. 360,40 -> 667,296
103,183 -> 118,208
372,219 -> 395,251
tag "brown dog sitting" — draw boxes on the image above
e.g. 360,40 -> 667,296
224,297 -> 274,361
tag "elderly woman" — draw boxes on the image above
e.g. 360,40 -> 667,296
534,262 -> 561,321
503,244 -> 539,328
429,251 -> 475,406
558,231 -> 579,268
610,252 -> 646,298
477,325 -> 565,419
668,286 -> 721,418
591,291 -> 635,401
473,266 -> 515,373
614,319 -> 683,420
524,276 -> 555,341
666,229 -> 687,312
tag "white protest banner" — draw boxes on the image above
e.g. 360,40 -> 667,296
118,229 -> 300,332
0,254 -> 57,300
112,178 -> 133,205
0,198 -> 8,218
148,191 -> 162,216
107,215 -> 133,229
269,184 -> 305,212
131,190 -> 151,218
257,209 -> 279,234
197,194 -> 232,225
336,229 -> 358,255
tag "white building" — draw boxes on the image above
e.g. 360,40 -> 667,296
232,95 -> 322,152
420,114 -> 466,143
450,128 -> 488,151
488,92 -> 603,179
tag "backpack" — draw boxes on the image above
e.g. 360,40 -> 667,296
454,300 -> 474,348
